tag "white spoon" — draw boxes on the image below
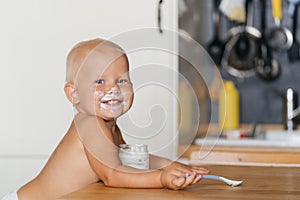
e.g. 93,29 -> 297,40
202,175 -> 243,187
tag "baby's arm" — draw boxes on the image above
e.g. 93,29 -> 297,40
84,147 -> 206,190
75,114 -> 208,190
84,148 -> 162,188
149,154 -> 172,169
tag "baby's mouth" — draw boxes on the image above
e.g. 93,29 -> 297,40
99,95 -> 124,110
101,99 -> 122,106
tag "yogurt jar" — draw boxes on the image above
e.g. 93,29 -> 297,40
119,144 -> 149,170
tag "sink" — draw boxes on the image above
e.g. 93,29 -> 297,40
264,130 -> 300,140
194,130 -> 300,147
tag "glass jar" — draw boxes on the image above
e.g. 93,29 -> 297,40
119,144 -> 149,170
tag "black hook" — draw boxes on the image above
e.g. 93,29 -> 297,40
158,0 -> 164,33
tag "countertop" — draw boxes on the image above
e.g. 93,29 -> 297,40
58,165 -> 300,200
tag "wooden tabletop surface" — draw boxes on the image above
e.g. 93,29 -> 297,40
58,165 -> 300,200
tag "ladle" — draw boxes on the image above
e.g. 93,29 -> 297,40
207,0 -> 224,66
267,0 -> 293,52
288,2 -> 300,62
256,0 -> 280,80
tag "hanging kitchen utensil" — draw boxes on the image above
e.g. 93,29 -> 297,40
221,0 -> 261,78
288,2 -> 300,62
207,0 -> 225,66
267,0 -> 293,52
256,0 -> 280,80
255,44 -> 280,80
157,0 -> 164,33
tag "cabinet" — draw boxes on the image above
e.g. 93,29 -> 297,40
185,145 -> 300,166
0,0 -> 178,195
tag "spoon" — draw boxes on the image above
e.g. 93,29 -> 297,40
202,175 -> 243,187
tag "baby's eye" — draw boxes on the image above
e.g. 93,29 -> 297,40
118,79 -> 128,84
95,79 -> 104,85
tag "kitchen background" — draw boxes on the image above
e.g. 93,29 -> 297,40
1,0 -> 300,196
179,0 -> 300,126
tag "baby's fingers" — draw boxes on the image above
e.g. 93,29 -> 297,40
191,166 -> 209,174
172,176 -> 186,188
192,174 -> 203,184
182,173 -> 197,188
173,173 -> 197,189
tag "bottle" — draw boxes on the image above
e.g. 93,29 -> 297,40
178,80 -> 193,133
218,80 -> 240,131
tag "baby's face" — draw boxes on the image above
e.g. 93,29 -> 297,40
74,53 -> 133,120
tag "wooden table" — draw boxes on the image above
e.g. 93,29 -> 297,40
58,165 -> 300,200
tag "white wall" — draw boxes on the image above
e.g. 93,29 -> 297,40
0,0 -> 178,195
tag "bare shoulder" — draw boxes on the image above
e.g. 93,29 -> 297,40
18,119 -> 99,199
41,120 -> 98,177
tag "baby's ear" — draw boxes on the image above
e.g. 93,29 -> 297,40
64,82 -> 80,104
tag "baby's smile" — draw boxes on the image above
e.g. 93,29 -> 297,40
99,93 -> 124,111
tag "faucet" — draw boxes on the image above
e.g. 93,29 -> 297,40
283,88 -> 300,131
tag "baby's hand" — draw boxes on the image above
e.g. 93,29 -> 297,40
160,162 -> 209,190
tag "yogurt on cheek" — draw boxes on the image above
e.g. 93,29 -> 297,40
94,91 -> 105,103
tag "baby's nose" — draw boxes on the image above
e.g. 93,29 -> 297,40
107,85 -> 120,94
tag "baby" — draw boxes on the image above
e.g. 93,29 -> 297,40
2,39 -> 208,200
